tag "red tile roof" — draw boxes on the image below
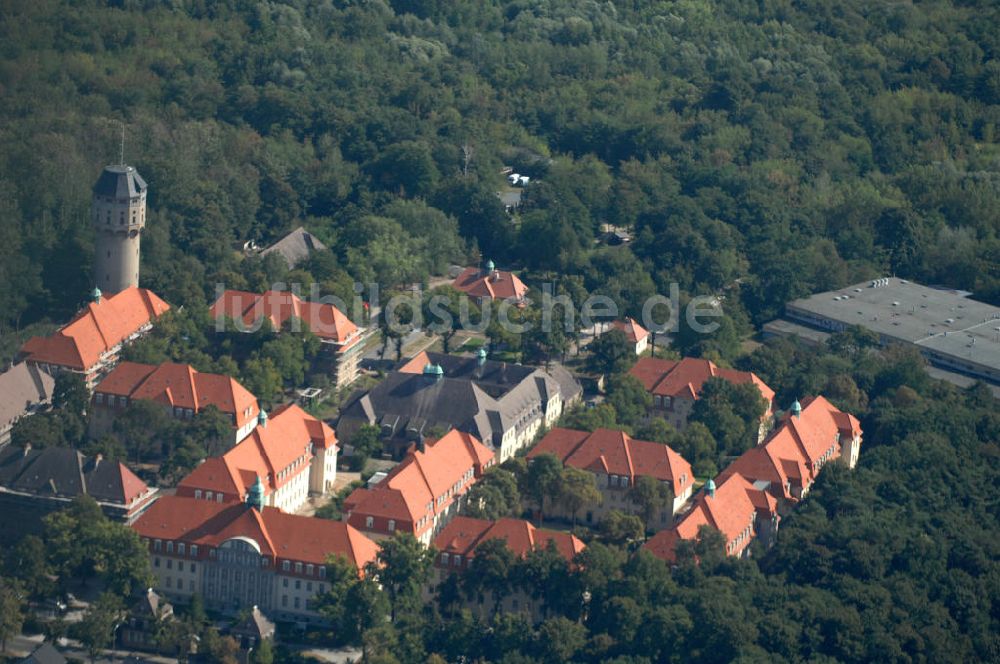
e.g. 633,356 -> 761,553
434,516 -> 585,562
643,473 -> 771,563
452,267 -> 528,302
176,404 -> 336,501
20,288 -> 170,371
94,362 -> 259,429
209,290 -> 360,349
529,427 -> 694,496
344,430 -> 494,537
717,395 -> 862,501
629,356 -> 775,404
610,318 -> 649,344
644,396 -> 861,563
132,495 -> 378,569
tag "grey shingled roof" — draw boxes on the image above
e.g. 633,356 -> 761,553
339,354 -> 582,450
0,362 -> 54,433
0,446 -> 133,504
92,165 -> 147,199
20,643 -> 67,664
260,227 -> 327,268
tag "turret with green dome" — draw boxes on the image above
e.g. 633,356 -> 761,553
246,475 -> 265,511
790,399 -> 802,418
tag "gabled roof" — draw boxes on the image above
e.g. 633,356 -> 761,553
20,642 -> 67,664
260,227 -> 327,268
95,361 -> 259,429
434,516 -> 585,562
529,427 -> 694,496
209,290 -> 358,348
231,605 -> 275,640
0,446 -> 150,505
20,288 -> 170,371
452,267 -> 528,302
345,431 -> 493,532
629,356 -> 775,404
0,362 -> 55,432
717,395 -> 861,499
643,472 -> 770,563
131,496 -> 378,569
177,404 -> 336,500
644,395 -> 861,563
610,318 -> 649,344
130,588 -> 172,619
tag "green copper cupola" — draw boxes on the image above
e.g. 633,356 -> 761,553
246,475 -> 265,511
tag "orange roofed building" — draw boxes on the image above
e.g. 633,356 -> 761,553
343,430 -> 495,546
209,289 -> 364,388
528,427 -> 694,530
90,362 -> 260,444
19,287 -> 170,388
131,494 -> 377,622
430,516 -> 585,621
176,403 -> 338,513
629,357 -> 775,438
609,318 -> 650,355
452,260 -> 528,306
644,396 -> 862,564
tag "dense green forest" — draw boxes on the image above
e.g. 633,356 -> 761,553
1,0 -> 999,340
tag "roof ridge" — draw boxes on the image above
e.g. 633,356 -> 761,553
621,431 -> 635,478
187,365 -> 199,412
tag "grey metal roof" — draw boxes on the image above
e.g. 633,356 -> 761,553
260,227 -> 327,268
785,278 -> 1000,382
92,165 -> 147,199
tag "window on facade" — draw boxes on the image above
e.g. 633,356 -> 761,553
295,562 -> 303,574
154,557 -> 160,568
154,539 -> 162,551
191,545 -> 198,557
189,580 -> 194,591
295,580 -> 301,590
306,564 -> 314,576
306,582 -> 313,592
165,577 -> 171,588
194,490 -> 202,499
388,520 -> 395,532
216,493 -> 223,503
190,563 -> 196,573
282,561 -> 290,571
95,393 -> 104,405
206,491 -> 213,501
441,553 -> 450,565
166,559 -> 172,570
283,578 -> 288,588
365,516 -> 374,528
294,597 -> 300,609
177,543 -> 185,556
318,567 -> 326,579
166,542 -> 173,553
282,596 -> 288,607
